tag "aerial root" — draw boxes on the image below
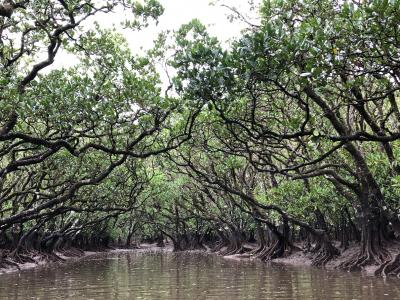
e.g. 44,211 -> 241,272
311,241 -> 340,266
219,243 -> 244,256
256,240 -> 288,261
375,253 -> 400,278
211,241 -> 225,253
38,251 -> 67,262
248,244 -> 265,256
4,259 -> 21,270
9,252 -> 37,264
0,257 -> 21,270
50,252 -> 67,262
339,246 -> 390,271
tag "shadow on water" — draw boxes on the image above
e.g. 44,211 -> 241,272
0,251 -> 399,299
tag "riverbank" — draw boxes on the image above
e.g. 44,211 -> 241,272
0,243 -> 174,275
1,247 -> 398,300
139,242 -> 400,277
223,242 -> 400,277
0,248 -> 136,274
1,242 -> 399,278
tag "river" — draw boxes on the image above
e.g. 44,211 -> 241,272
0,250 -> 398,299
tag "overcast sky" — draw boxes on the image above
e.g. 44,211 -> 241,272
53,0 -> 260,84
88,0 -> 259,87
103,0 -> 260,54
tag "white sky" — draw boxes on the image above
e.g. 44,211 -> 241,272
52,0 -> 260,85
121,0 -> 260,54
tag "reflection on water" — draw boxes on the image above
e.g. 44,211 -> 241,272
0,250 -> 399,299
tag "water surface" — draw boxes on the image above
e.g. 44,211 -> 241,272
0,251 -> 398,299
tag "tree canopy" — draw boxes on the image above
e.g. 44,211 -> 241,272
1,0 -> 400,277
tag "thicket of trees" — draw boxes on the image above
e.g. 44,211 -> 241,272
1,0 -> 400,277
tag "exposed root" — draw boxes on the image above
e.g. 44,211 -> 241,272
311,242 -> 340,266
308,232 -> 340,267
211,240 -> 226,253
219,243 -> 244,256
0,251 -> 21,270
374,253 -> 400,278
2,258 -> 21,270
257,241 -> 278,261
51,252 -> 67,262
248,244 -> 265,255
9,252 -> 37,264
339,245 -> 390,271
257,240 -> 289,261
37,251 -> 67,262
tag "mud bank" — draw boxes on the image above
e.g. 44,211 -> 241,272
1,242 -> 399,278
222,242 -> 400,277
139,242 -> 400,277
0,248 -> 136,274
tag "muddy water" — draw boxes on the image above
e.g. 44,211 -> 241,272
0,251 -> 399,300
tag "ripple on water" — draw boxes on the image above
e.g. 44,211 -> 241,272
0,251 -> 399,299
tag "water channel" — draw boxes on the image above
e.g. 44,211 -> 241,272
0,250 -> 398,299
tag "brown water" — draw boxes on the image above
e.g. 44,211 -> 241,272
0,251 -> 399,299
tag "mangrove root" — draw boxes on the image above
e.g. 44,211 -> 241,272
374,253 -> 400,278
339,246 -> 390,271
